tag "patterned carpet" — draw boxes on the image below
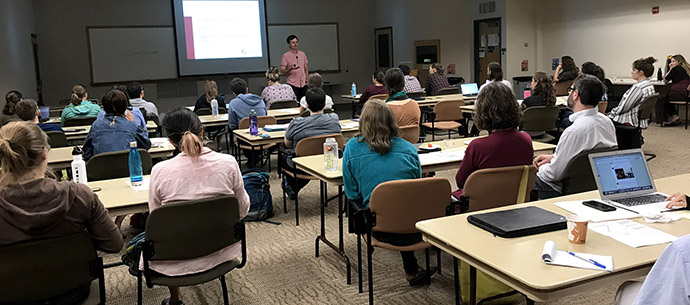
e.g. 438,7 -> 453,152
101,122 -> 690,305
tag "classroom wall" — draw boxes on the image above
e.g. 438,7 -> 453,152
505,0 -> 538,79
0,0 -> 37,101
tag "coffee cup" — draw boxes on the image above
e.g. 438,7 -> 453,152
566,215 -> 588,244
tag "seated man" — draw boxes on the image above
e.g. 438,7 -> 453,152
533,75 -> 617,199
97,85 -> 147,131
127,82 -> 158,117
281,88 -> 341,198
227,77 -> 267,130
15,98 -> 63,132
400,64 -> 422,93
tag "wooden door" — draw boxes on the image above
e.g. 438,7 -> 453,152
474,18 -> 501,84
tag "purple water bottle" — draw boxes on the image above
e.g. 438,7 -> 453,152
249,109 -> 258,136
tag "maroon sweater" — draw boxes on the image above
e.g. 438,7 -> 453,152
359,84 -> 388,103
453,129 -> 534,197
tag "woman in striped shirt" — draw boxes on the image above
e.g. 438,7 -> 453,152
608,57 -> 657,128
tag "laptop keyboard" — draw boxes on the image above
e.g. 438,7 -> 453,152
616,194 -> 668,206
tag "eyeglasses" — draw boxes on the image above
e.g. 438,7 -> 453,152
567,87 -> 577,94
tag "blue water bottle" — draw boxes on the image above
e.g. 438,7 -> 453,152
128,141 -> 143,187
249,109 -> 258,136
351,82 -> 357,96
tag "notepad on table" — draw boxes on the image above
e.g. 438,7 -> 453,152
263,124 -> 290,131
341,122 -> 359,129
542,240 -> 613,271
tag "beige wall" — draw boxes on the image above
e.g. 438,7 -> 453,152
0,0 -> 37,100
506,0 -> 538,79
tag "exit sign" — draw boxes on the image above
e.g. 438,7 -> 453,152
652,6 -> 659,14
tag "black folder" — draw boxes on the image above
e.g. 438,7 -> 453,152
467,206 -> 567,238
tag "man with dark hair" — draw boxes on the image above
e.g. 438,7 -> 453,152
533,74 -> 617,199
15,99 -> 63,132
399,64 -> 422,93
280,34 -> 309,100
126,82 -> 158,116
227,77 -> 266,130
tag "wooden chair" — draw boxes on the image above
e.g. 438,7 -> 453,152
554,79 -> 574,96
520,105 -> 559,143
45,131 -> 69,148
63,116 -> 97,127
235,116 -> 277,170
368,94 -> 389,101
461,165 -> 537,213
354,94 -> 389,117
86,149 -> 153,181
138,195 -> 246,305
668,83 -> 690,129
561,147 -> 617,195
597,101 -> 608,114
282,133 -> 344,226
269,99 -> 299,109
421,99 -> 464,141
357,177 -> 451,305
399,125 -> 421,144
0,232 -> 105,305
436,87 -> 460,96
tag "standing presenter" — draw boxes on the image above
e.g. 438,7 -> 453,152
281,34 -> 309,100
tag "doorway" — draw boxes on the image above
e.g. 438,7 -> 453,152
374,27 -> 393,72
474,18 -> 501,84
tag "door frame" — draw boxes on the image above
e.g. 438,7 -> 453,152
374,26 -> 393,71
473,17 -> 501,83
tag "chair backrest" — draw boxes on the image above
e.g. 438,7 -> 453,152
0,232 -> 102,303
367,94 -> 389,102
638,93 -> 659,123
58,99 -> 71,106
436,87 -> 460,96
463,165 -> 537,212
369,177 -> 451,234
433,99 -> 464,121
399,125 -> 420,144
561,147 -> 617,195
139,107 -> 148,119
521,105 -> 559,132
270,99 -> 298,109
406,91 -> 426,98
144,195 -> 242,261
294,133 -> 345,157
63,116 -> 97,127
597,101 -> 608,114
238,115 -> 276,129
45,131 -> 69,148
195,108 -> 212,116
86,149 -> 153,181
554,79 -> 574,96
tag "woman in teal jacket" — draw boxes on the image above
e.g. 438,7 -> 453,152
60,84 -> 101,126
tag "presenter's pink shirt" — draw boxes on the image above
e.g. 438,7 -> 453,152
281,50 -> 308,87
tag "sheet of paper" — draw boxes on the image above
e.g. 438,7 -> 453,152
275,108 -> 299,114
541,240 -> 613,271
556,96 -> 568,106
417,149 -> 465,165
554,200 -> 639,222
671,210 -> 690,220
589,219 -> 677,248
150,137 -> 172,148
263,123 -> 290,131
340,122 -> 359,129
125,177 -> 150,192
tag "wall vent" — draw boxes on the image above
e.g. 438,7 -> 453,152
479,1 -> 496,14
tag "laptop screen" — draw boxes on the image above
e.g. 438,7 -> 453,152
460,83 -> 479,96
591,151 -> 654,196
39,107 -> 50,121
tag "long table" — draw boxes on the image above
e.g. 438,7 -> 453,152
416,173 -> 690,305
94,176 -> 150,217
342,93 -> 476,118
63,121 -> 158,141
47,139 -> 176,169
197,108 -> 302,127
233,119 -> 360,147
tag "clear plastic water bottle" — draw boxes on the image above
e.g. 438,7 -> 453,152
211,98 -> 219,117
323,137 -> 338,172
351,82 -> 357,96
249,109 -> 258,136
128,141 -> 143,187
71,146 -> 88,185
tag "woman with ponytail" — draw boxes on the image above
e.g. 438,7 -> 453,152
60,84 -> 101,126
0,121 -> 122,303
608,57 -> 657,128
144,108 -> 250,305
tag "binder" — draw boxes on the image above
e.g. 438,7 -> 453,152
467,206 -> 567,238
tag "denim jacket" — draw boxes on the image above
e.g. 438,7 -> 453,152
82,114 -> 151,160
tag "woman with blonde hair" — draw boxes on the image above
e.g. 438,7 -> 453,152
657,54 -> 690,125
261,66 -> 296,109
141,108 -> 250,305
194,80 -> 226,113
343,100 -> 434,286
60,84 -> 101,126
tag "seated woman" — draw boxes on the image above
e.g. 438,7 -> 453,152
261,66 -> 296,109
298,73 -> 334,112
608,57 -> 657,129
523,71 -> 556,108
281,88 -> 341,198
553,55 -> 579,83
656,54 -> 690,125
194,80 -> 226,113
144,108 -> 250,305
1,90 -> 22,126
384,67 -> 421,126
453,82 -> 534,198
359,70 -> 388,104
60,84 -> 101,126
425,63 -> 451,96
581,61 -> 609,101
82,89 -> 151,160
97,85 -> 147,131
343,99 -> 433,286
479,62 -> 512,92
0,121 -> 122,303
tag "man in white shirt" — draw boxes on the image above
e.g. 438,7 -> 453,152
127,82 -> 158,117
533,75 -> 617,199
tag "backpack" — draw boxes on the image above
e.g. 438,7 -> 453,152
242,168 -> 273,221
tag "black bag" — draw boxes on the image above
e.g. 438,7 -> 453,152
242,168 -> 273,221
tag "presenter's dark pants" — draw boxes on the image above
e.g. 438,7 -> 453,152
290,84 -> 308,101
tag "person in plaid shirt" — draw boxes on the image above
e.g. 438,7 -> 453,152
425,63 -> 450,96
399,65 -> 422,93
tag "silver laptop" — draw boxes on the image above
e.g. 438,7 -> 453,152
460,83 -> 479,97
589,149 -> 669,213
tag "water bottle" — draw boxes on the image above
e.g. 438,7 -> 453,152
657,68 -> 663,81
323,137 -> 338,172
211,98 -> 219,117
249,109 -> 258,136
71,146 -> 88,185
351,82 -> 357,96
128,141 -> 143,187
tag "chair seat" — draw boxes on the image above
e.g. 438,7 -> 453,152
363,234 -> 432,252
422,121 -> 462,130
281,168 -> 319,181
236,143 -> 277,151
148,259 -> 241,287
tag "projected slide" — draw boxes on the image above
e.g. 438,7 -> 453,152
182,0 -> 263,60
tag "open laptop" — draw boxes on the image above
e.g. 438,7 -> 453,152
589,149 -> 669,213
460,83 -> 479,97
39,106 -> 50,122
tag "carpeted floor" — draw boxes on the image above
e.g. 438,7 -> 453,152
102,122 -> 690,305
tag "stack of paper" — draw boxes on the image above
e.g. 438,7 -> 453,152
417,149 -> 465,165
541,240 -> 613,271
554,201 -> 638,222
263,124 -> 290,131
589,219 -> 677,248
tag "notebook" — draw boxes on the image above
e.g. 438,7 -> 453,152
589,149 -> 670,214
460,83 -> 479,97
467,206 -> 567,238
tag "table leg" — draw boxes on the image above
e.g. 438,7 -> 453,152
470,265 -> 477,305
454,257 -> 460,305
314,181 -> 352,285
352,100 -> 356,119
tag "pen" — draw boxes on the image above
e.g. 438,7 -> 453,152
566,251 -> 607,270
612,204 -> 639,214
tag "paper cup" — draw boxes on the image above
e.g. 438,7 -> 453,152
566,215 -> 588,244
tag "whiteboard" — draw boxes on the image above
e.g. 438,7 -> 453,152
268,23 -> 340,72
87,27 -> 177,84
